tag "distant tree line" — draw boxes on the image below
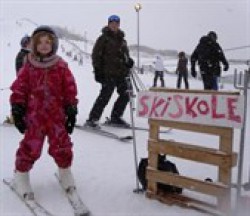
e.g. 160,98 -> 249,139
129,45 -> 179,58
51,26 -> 86,42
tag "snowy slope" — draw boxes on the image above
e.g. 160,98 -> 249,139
1,19 -> 250,216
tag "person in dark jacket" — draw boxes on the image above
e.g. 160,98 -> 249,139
190,31 -> 229,90
4,35 -> 31,124
85,15 -> 134,128
15,35 -> 31,75
176,51 -> 189,89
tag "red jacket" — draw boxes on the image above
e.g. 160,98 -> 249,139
10,56 -> 78,124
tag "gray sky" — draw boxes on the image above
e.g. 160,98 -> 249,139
1,0 -> 249,59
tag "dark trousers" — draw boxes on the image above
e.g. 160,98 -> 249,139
153,71 -> 165,87
212,76 -> 219,90
201,72 -> 214,90
177,72 -> 189,89
88,78 -> 130,121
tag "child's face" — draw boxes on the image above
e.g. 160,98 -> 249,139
36,35 -> 52,56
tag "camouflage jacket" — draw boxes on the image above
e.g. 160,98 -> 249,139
92,26 -> 131,79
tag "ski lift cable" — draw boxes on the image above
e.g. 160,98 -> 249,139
224,45 -> 250,52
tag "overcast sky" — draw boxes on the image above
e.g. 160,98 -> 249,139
1,0 -> 249,59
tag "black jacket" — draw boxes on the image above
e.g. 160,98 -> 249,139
92,26 -> 131,80
15,48 -> 30,75
191,36 -> 228,76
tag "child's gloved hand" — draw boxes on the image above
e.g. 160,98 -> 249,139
65,105 -> 78,134
11,104 -> 26,134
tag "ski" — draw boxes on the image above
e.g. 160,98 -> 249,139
3,178 -> 55,216
102,118 -> 172,133
54,173 -> 90,216
75,125 -> 133,142
0,122 -> 14,127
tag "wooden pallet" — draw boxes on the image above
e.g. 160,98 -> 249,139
147,191 -> 226,216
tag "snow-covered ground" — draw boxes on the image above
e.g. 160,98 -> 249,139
1,19 -> 249,216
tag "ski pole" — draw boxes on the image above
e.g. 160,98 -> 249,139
130,72 -> 140,93
234,69 -> 250,215
131,68 -> 147,91
126,76 -> 143,193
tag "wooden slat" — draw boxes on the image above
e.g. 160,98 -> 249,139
149,119 -> 233,137
148,152 -> 158,168
218,129 -> 233,211
219,131 -> 233,186
147,168 -> 229,197
148,139 -> 237,167
149,121 -> 159,140
219,131 -> 233,154
150,87 -> 240,95
147,152 -> 158,194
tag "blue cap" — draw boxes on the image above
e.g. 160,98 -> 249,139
108,15 -> 120,23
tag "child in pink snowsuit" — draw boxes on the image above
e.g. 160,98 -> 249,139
10,25 -> 78,199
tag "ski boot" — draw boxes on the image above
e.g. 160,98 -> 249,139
12,171 -> 34,200
109,117 -> 131,128
84,119 -> 100,129
58,167 -> 76,192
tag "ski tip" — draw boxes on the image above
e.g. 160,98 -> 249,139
120,136 -> 133,141
127,135 -> 133,139
79,211 -> 91,216
133,188 -> 145,194
3,178 -> 12,185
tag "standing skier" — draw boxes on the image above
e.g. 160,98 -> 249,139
176,51 -> 189,89
4,35 -> 31,124
15,35 -> 31,75
85,15 -> 134,128
152,55 -> 165,87
191,31 -> 229,90
10,25 -> 78,199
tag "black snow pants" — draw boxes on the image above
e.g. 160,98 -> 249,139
201,71 -> 214,90
88,77 -> 130,121
153,71 -> 165,87
177,72 -> 189,89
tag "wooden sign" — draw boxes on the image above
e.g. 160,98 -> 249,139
137,91 -> 244,128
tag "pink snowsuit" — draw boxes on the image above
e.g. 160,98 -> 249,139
10,55 -> 78,172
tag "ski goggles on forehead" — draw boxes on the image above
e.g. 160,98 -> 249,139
108,15 -> 120,23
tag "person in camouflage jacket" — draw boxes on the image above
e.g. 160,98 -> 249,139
85,15 -> 134,128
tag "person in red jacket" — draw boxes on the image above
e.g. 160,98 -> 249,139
10,25 -> 78,199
